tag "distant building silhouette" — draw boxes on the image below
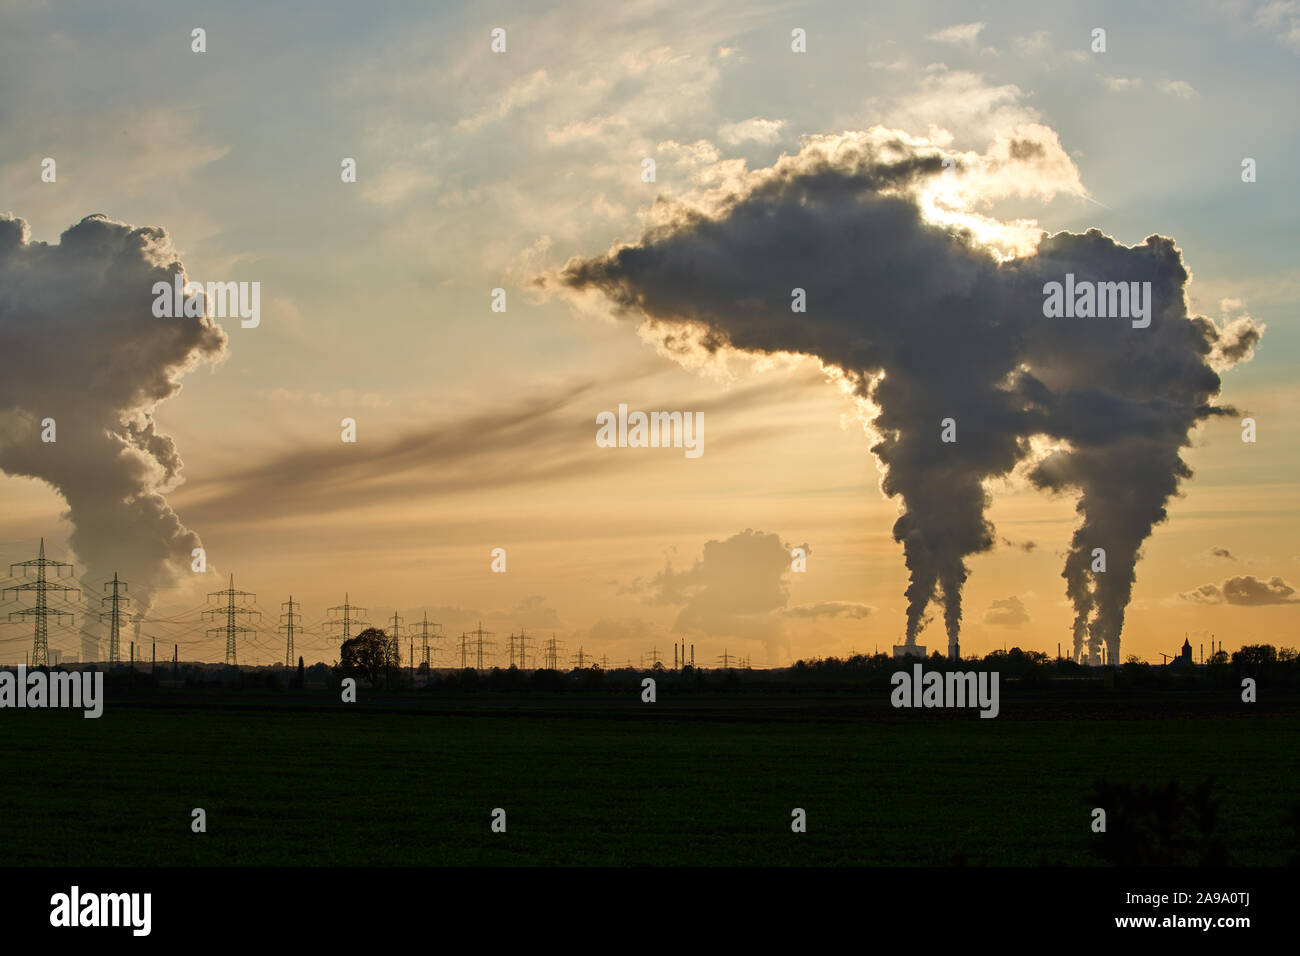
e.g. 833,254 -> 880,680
1166,636 -> 1196,671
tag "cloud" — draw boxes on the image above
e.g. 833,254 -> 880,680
645,529 -> 794,643
1180,575 -> 1299,605
556,125 -> 1259,665
928,22 -> 987,48
0,214 -> 226,618
718,117 -> 786,145
454,69 -> 552,132
1001,537 -> 1038,553
1257,0 -> 1300,51
0,108 -> 229,206
781,601 -> 874,619
1161,80 -> 1198,99
1210,547 -> 1236,561
361,161 -> 441,205
868,69 -> 1041,146
1013,31 -> 1050,55
985,595 -> 1030,628
1218,1 -> 1300,53
1100,75 -> 1142,92
179,372 -> 810,529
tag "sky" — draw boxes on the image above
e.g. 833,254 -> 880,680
0,0 -> 1297,668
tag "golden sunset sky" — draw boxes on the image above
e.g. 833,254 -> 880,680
1,0 -> 1296,667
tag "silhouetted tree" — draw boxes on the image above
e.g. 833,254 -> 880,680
340,628 -> 393,686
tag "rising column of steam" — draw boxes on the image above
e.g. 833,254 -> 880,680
553,127 -> 1261,661
0,214 -> 226,618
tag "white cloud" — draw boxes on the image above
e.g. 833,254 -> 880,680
1161,79 -> 1198,98
928,22 -> 986,47
867,67 -> 1042,147
1100,75 -> 1142,92
718,117 -> 786,145
1252,0 -> 1300,51
454,69 -> 551,132
1013,31 -> 1050,54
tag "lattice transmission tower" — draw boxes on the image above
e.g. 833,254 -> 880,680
203,574 -> 260,665
325,592 -> 369,649
279,596 -> 301,667
98,572 -> 130,664
5,539 -> 80,667
414,612 -> 441,669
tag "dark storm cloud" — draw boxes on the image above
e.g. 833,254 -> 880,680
555,130 -> 1260,662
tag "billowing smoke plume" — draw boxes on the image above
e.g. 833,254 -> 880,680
0,214 -> 226,622
555,127 -> 1260,662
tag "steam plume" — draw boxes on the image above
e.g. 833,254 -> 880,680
0,213 -> 226,627
555,128 -> 1259,661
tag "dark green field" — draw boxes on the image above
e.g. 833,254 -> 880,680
2,692 -> 1296,865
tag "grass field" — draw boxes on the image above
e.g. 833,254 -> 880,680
1,692 -> 1296,865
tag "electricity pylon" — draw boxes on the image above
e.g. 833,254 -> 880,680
98,572 -> 130,664
5,539 -> 80,667
572,645 -> 591,668
388,611 -> 404,667
414,612 -> 441,668
458,622 -> 495,669
507,628 -> 534,668
279,596 -> 301,667
325,592 -> 368,648
543,634 -> 564,670
203,574 -> 260,665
